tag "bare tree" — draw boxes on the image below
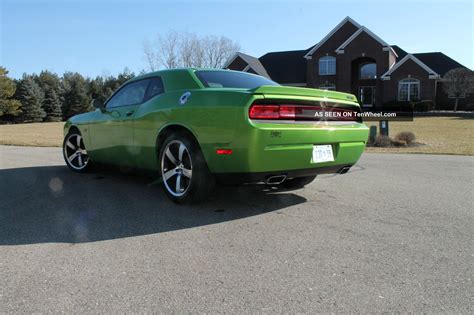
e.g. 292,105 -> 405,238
143,31 -> 240,70
180,32 -> 202,68
202,35 -> 240,68
159,31 -> 180,69
443,68 -> 474,111
143,40 -> 159,71
143,31 -> 180,70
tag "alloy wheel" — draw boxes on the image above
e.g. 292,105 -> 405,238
161,140 -> 193,197
64,133 -> 89,170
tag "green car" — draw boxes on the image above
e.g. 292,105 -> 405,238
63,69 -> 369,203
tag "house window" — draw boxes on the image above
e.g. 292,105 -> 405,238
319,56 -> 336,75
319,83 -> 336,91
398,78 -> 420,101
360,63 -> 377,79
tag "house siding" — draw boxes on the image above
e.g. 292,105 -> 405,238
247,68 -> 257,75
383,59 -> 435,103
336,31 -> 391,108
227,56 -> 248,71
307,21 -> 359,89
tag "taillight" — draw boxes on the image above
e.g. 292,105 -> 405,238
249,104 -> 358,121
278,106 -> 296,119
248,105 -> 279,119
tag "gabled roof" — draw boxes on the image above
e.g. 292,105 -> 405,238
303,16 -> 361,59
259,49 -> 307,83
386,48 -> 467,77
223,52 -> 270,78
335,26 -> 398,57
413,52 -> 467,76
381,54 -> 439,80
391,45 -> 408,58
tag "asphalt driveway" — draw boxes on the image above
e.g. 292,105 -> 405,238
0,145 -> 472,312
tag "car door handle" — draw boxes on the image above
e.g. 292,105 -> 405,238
125,110 -> 134,117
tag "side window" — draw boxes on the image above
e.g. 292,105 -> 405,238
106,79 -> 150,108
144,77 -> 164,101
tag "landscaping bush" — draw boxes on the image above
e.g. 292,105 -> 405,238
391,139 -> 407,147
413,100 -> 434,112
394,131 -> 415,145
464,103 -> 474,111
374,135 -> 392,147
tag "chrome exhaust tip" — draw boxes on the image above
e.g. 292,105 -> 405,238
339,166 -> 351,174
266,175 -> 287,185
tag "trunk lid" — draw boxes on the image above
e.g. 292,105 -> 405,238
250,85 -> 359,105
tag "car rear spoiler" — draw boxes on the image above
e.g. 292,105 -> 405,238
250,85 -> 359,104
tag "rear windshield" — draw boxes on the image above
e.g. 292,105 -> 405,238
195,70 -> 279,89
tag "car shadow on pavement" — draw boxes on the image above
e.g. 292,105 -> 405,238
0,166 -> 306,245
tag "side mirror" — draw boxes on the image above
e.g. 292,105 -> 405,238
92,99 -> 104,109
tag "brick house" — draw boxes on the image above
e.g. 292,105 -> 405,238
224,17 -> 473,110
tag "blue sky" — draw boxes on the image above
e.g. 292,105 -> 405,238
1,0 -> 472,78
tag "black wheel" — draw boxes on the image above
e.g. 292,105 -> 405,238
159,132 -> 215,203
63,129 -> 92,173
283,175 -> 317,189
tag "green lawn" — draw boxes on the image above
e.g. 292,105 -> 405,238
365,117 -> 473,155
1,117 -> 473,155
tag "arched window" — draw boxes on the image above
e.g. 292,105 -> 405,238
398,78 -> 420,101
319,56 -> 336,75
359,62 -> 377,79
319,83 -> 336,91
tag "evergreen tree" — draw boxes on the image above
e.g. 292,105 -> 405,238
116,67 -> 135,85
36,71 -> 63,121
43,88 -> 63,121
0,67 -> 22,121
62,72 -> 91,118
99,68 -> 136,101
102,75 -> 120,100
88,76 -> 107,103
16,74 -> 46,122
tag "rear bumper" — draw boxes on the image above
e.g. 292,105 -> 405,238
204,121 -> 369,174
214,164 -> 354,184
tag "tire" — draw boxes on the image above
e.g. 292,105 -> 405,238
158,132 -> 215,203
63,129 -> 93,173
283,175 -> 317,189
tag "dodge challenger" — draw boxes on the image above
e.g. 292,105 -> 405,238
63,69 -> 369,203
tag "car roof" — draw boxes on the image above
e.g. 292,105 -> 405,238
127,68 -> 200,91
128,68 -> 266,91
131,68 -> 243,80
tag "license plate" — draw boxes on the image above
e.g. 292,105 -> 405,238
311,145 -> 334,163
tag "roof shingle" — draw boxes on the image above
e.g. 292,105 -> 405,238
413,52 -> 468,76
391,45 -> 408,58
258,50 -> 307,83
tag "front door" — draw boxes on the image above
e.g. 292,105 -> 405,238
359,86 -> 376,107
88,79 -> 150,166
